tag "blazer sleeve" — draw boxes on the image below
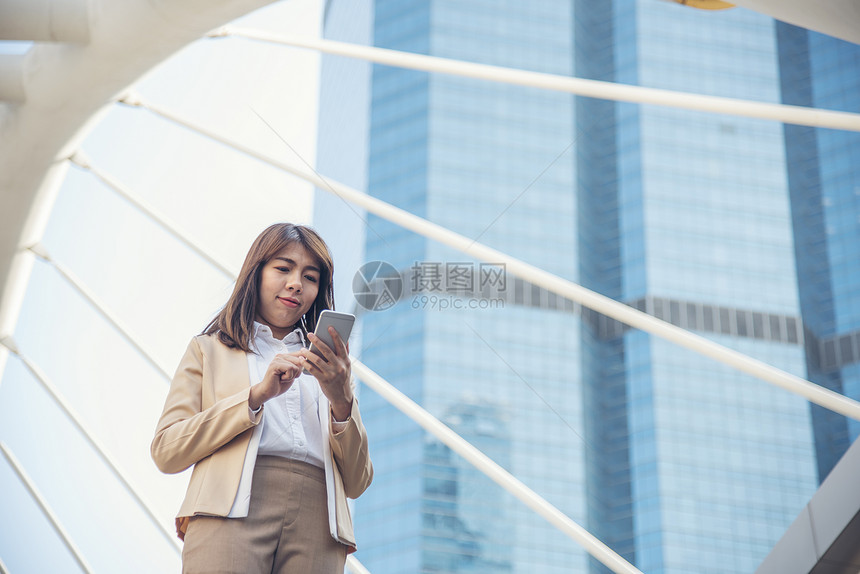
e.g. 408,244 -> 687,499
329,398 -> 373,499
151,337 -> 262,475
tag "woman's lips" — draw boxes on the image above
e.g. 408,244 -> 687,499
278,297 -> 300,308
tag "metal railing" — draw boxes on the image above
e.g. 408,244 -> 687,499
117,94 -> 860,423
0,441 -> 94,573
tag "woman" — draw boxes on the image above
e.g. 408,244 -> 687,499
151,223 -> 373,573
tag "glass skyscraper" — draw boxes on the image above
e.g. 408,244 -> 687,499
778,21 -> 860,480
316,1 -> 860,573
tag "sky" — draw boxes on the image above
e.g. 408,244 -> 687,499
0,1 -> 330,571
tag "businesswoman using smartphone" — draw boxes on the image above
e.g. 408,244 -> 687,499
151,223 -> 373,573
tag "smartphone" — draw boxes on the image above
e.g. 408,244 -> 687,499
303,310 -> 355,374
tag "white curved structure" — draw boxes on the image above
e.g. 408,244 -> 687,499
731,0 -> 860,46
0,1 -> 284,571
0,0 -> 277,368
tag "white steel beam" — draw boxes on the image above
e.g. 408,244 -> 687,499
0,55 -> 26,102
69,152 -> 238,279
0,346 -> 8,392
0,337 -> 180,552
0,0 -> 90,43
27,244 -> 172,381
122,94 -> 860,422
0,160 -> 68,349
215,28 -> 860,133
730,0 -> 860,46
0,441 -> 94,573
351,359 -> 643,574
0,0 -> 277,413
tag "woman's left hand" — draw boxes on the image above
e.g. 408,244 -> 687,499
300,326 -> 354,421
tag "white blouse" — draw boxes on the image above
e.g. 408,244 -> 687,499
227,322 -> 347,519
253,324 -> 326,468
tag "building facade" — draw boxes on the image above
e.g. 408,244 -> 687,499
316,1 -> 860,572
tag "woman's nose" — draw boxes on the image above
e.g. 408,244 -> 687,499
285,274 -> 302,291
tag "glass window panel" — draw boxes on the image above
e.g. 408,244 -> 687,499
839,335 -> 854,364
752,312 -> 765,339
769,315 -> 782,341
703,305 -> 715,331
786,317 -> 799,344
654,298 -> 665,320
736,311 -> 749,337
719,308 -> 732,335
823,339 -> 837,369
686,302 -> 698,330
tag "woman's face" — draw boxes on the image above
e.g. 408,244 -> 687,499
255,243 -> 321,340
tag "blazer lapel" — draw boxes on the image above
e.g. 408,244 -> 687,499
208,341 -> 252,400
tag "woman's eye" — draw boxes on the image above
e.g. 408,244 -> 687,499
305,275 -> 318,283
277,266 -> 290,272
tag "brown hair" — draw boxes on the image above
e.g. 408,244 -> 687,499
203,223 -> 335,352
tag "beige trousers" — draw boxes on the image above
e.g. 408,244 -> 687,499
181,456 -> 347,574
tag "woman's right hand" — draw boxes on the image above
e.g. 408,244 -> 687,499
249,352 -> 304,410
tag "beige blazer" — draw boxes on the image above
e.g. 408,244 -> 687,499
151,334 -> 373,551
